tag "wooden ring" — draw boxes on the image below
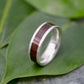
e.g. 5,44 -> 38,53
29,22 -> 62,66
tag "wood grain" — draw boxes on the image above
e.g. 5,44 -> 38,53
30,23 -> 53,62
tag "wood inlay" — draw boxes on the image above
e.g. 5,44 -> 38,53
30,23 -> 54,62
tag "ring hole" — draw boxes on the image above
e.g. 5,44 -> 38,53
38,28 -> 60,66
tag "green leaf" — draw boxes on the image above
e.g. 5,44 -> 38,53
0,48 -> 6,82
0,0 -> 35,48
2,12 -> 84,84
1,12 -> 70,84
26,0 -> 84,18
0,47 -> 18,84
0,52 -> 5,82
0,0 -> 6,21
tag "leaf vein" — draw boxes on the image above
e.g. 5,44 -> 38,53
0,0 -> 11,33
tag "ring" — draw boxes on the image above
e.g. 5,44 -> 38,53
29,22 -> 62,66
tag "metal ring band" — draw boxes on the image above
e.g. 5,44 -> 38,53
29,22 -> 62,66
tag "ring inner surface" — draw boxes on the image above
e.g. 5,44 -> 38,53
38,28 -> 60,65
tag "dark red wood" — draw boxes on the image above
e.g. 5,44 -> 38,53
30,23 -> 54,62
